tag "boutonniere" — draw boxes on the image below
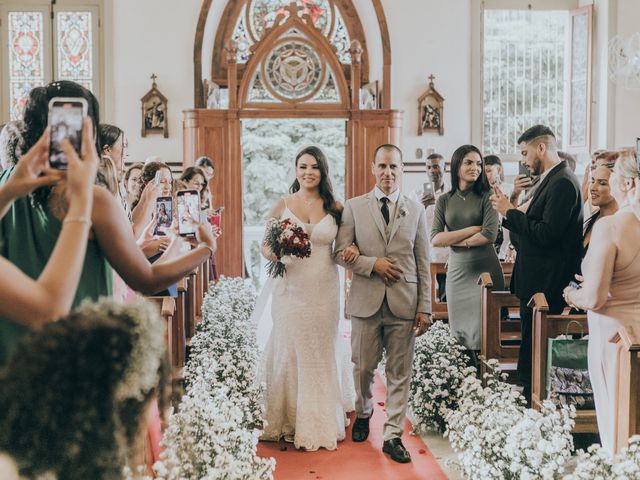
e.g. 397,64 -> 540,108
398,205 -> 408,218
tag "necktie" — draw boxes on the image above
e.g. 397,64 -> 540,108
381,197 -> 390,225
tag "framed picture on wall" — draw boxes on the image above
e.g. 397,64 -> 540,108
417,75 -> 444,136
141,74 -> 168,138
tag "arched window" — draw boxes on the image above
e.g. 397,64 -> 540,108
231,0 -> 351,65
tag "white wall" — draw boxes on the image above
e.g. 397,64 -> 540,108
614,0 -> 640,149
110,0 -> 202,163
109,0 -> 638,179
382,0 -> 472,192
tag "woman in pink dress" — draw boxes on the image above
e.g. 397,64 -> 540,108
564,148 -> 640,454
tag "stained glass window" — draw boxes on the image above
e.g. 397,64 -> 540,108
56,11 -> 93,92
331,10 -> 350,64
248,68 -> 278,102
233,0 -> 351,65
232,11 -> 253,63
8,11 -> 45,120
264,40 -> 324,100
309,71 -> 340,103
248,0 -> 332,41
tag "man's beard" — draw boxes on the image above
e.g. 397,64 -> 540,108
531,156 -> 544,176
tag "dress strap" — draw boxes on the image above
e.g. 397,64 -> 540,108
283,196 -> 288,210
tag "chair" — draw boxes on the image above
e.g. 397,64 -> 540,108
529,293 -> 598,433
610,324 -> 640,453
478,272 -> 521,378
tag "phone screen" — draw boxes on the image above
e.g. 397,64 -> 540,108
518,161 -> 531,178
154,197 -> 173,236
423,182 -> 434,195
211,213 -> 221,229
48,99 -> 86,169
177,190 -> 200,236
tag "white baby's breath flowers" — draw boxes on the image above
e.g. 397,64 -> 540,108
445,362 -> 575,479
153,277 -> 275,479
408,321 -> 471,433
563,435 -> 640,480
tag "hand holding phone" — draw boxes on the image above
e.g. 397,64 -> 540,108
48,97 -> 88,169
154,197 -> 173,236
177,190 -> 200,237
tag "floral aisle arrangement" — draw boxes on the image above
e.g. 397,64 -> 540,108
563,436 -> 640,479
264,218 -> 312,277
408,321 -> 472,433
154,277 -> 275,480
445,361 -> 575,479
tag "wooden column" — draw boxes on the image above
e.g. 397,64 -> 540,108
350,40 -> 362,112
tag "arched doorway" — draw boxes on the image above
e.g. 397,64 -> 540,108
185,0 -> 403,276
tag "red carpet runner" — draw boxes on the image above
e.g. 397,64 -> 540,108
257,375 -> 448,480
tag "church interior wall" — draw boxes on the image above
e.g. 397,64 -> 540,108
107,0 -> 636,195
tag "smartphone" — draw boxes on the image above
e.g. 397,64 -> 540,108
568,280 -> 582,290
211,212 -> 221,229
154,196 -> 173,236
423,181 -> 434,196
177,190 -> 200,237
518,161 -> 531,178
48,97 -> 88,169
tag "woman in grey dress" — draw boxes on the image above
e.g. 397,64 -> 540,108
431,145 -> 504,352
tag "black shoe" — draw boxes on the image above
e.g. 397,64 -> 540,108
382,438 -> 412,463
351,414 -> 371,442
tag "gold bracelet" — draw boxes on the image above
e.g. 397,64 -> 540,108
63,216 -> 92,227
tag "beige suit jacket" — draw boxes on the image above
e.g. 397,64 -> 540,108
334,190 -> 431,320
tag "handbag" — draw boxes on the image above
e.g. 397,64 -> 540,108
546,320 -> 594,410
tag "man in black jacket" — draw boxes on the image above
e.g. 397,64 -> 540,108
490,125 -> 583,403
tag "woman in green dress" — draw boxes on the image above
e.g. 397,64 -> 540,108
431,144 -> 504,353
0,81 -> 218,364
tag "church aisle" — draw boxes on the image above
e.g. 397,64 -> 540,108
257,375 -> 448,480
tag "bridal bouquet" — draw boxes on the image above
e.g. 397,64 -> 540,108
264,218 -> 312,277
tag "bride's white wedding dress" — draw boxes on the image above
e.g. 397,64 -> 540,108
255,206 -> 355,451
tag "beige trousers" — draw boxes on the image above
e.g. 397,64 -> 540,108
351,298 -> 415,441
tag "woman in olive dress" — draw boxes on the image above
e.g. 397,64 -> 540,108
431,145 -> 504,353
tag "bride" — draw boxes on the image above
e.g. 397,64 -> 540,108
255,145 -> 356,451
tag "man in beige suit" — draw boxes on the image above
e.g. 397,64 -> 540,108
334,144 -> 432,463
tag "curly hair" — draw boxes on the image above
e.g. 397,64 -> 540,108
0,299 -> 169,480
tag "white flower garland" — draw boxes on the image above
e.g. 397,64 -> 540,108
408,321 -> 472,433
445,361 -> 575,479
153,277 -> 275,480
563,436 -> 640,479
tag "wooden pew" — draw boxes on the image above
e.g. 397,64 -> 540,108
173,277 -> 188,369
610,324 -> 640,453
478,272 -> 521,378
430,262 -> 448,321
185,269 -> 198,339
148,296 -> 179,366
529,293 -> 598,433
431,261 -> 514,324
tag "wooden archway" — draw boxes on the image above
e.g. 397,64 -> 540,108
186,0 -> 401,276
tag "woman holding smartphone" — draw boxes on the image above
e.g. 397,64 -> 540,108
431,145 -> 504,357
0,124 -> 98,364
0,81 -> 217,362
